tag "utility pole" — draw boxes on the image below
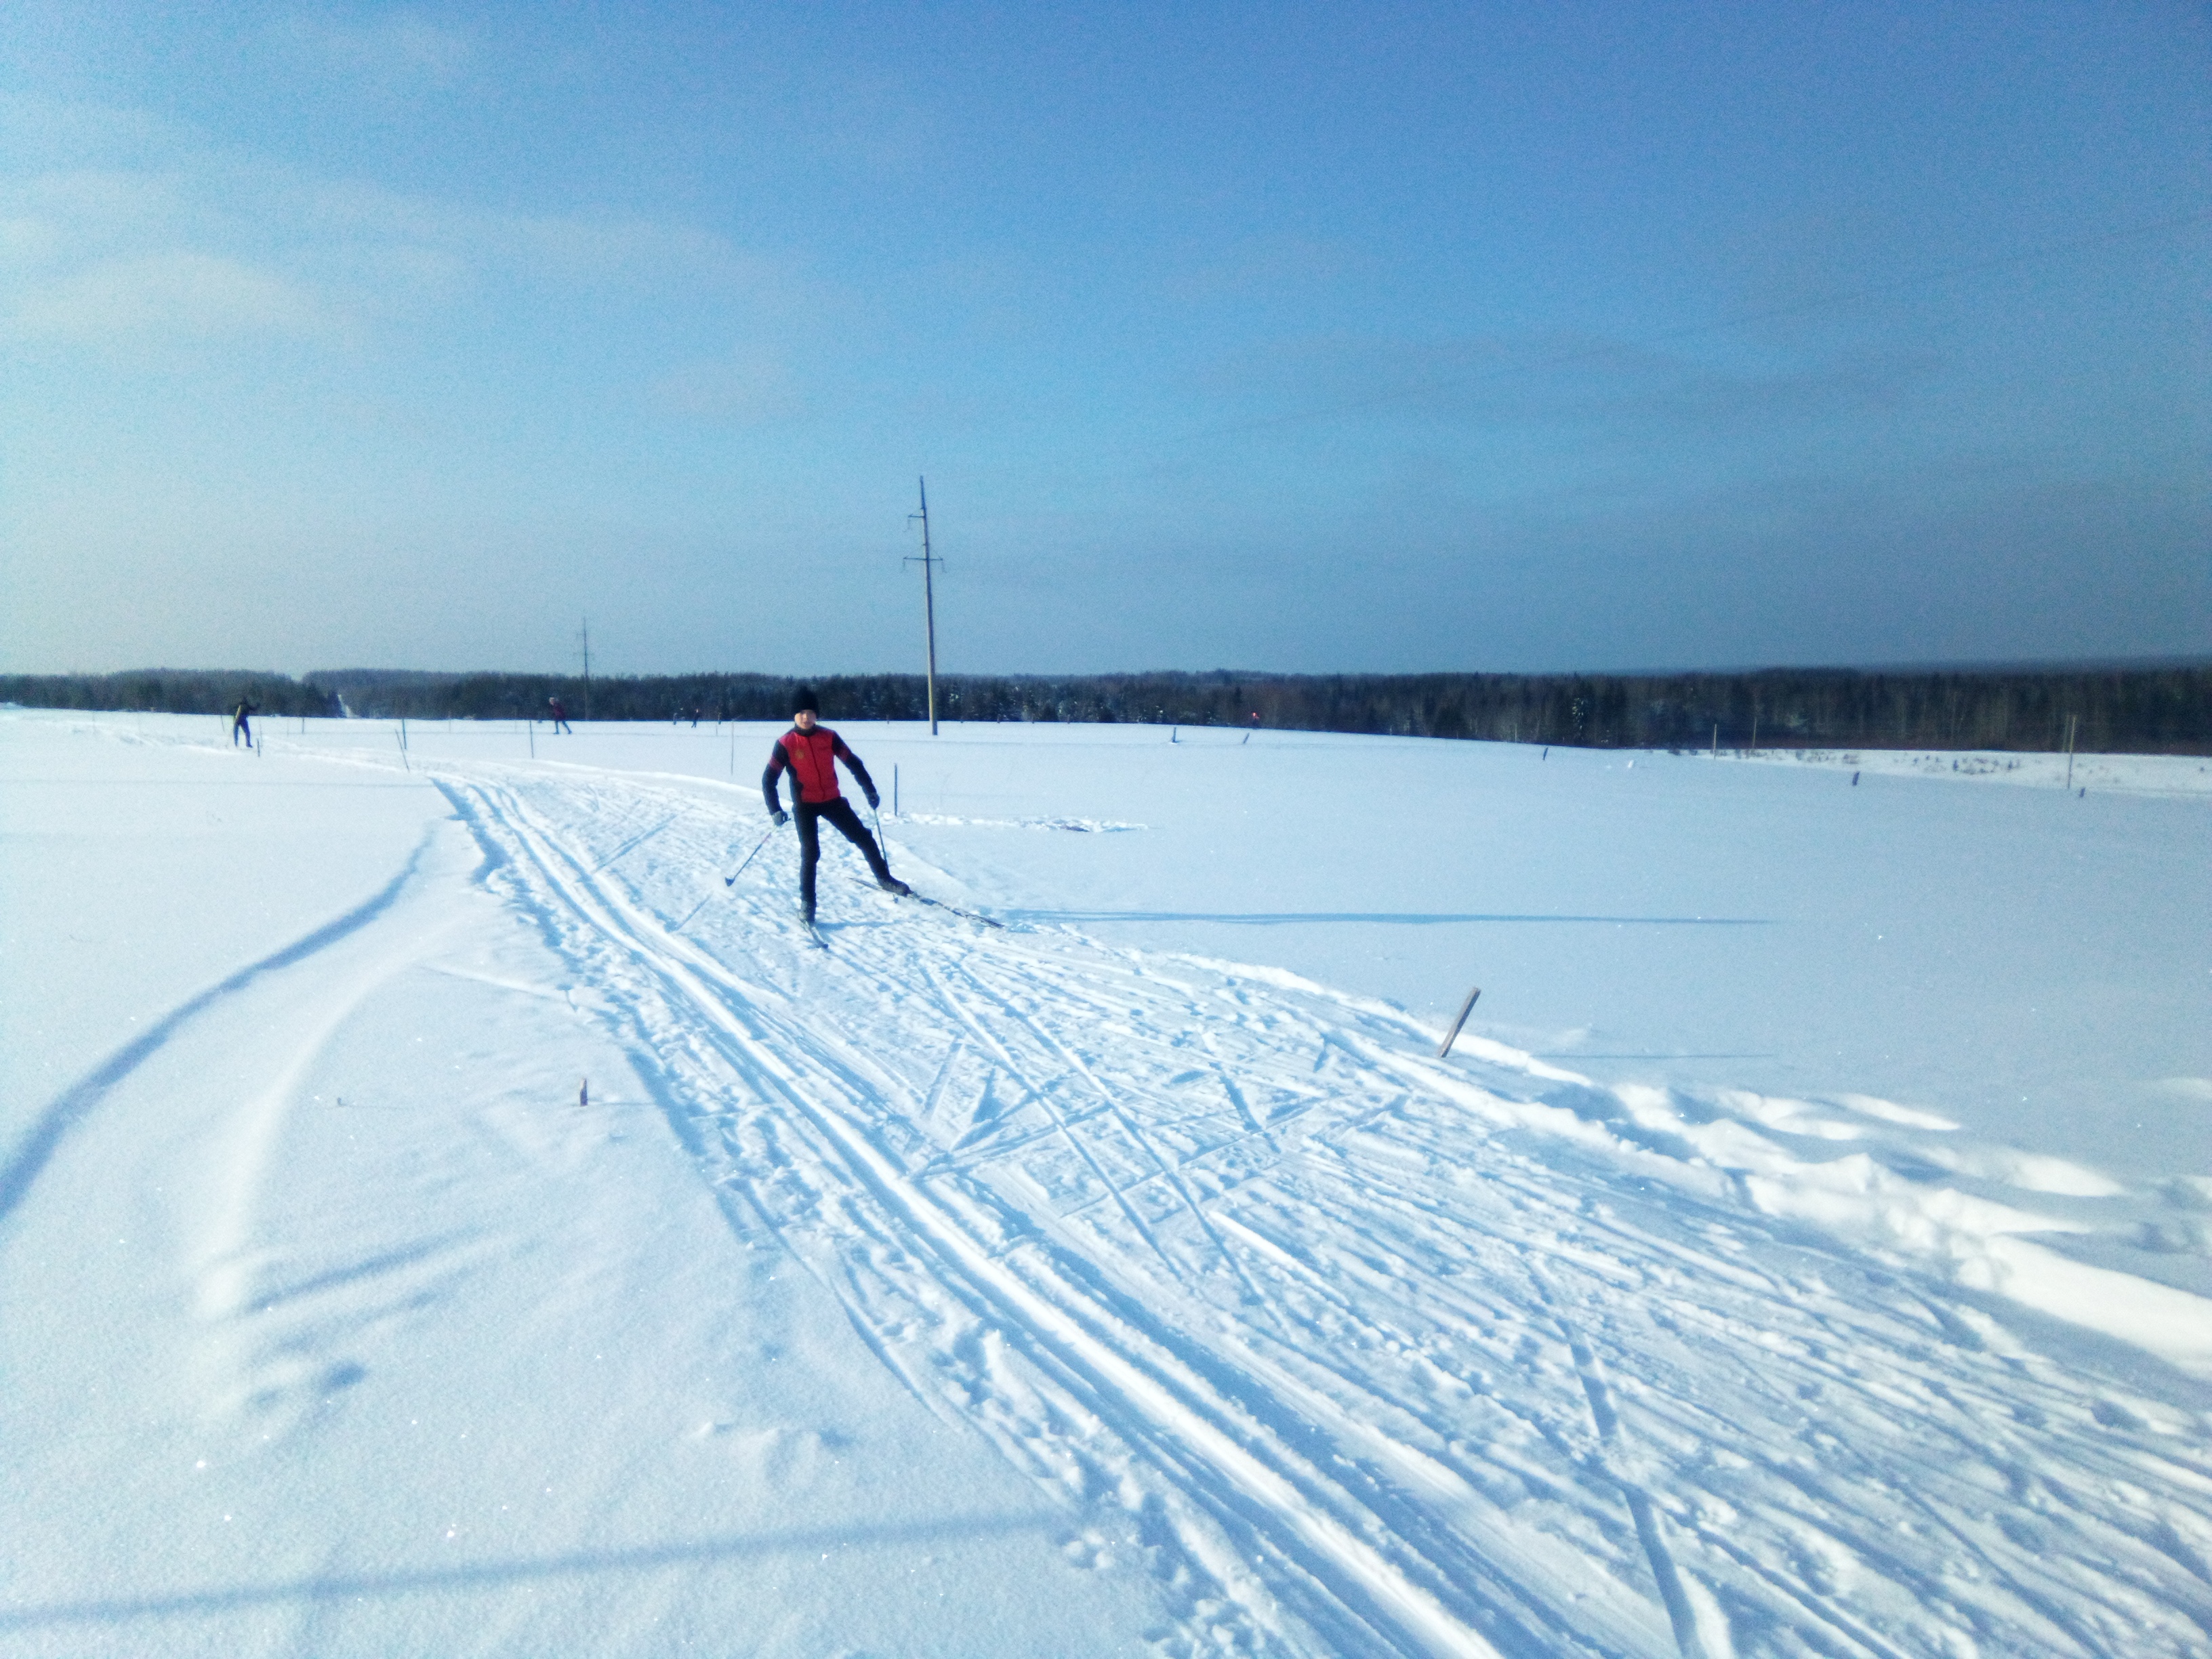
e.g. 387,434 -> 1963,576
906,477 -> 941,736
577,617 -> 593,722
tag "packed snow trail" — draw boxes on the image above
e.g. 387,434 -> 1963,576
418,756 -> 2212,1658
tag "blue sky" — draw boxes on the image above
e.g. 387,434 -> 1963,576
2,2 -> 2205,678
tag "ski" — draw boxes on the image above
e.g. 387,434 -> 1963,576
900,890 -> 1005,930
868,802 -> 1000,928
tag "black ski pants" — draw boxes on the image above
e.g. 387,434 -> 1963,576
795,797 -> 892,913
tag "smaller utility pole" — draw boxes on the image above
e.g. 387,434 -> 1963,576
577,617 -> 594,722
906,478 -> 942,736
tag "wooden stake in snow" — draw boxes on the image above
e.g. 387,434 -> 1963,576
1437,985 -> 1482,1058
2065,714 -> 2078,791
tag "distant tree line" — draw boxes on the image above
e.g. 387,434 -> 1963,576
6,663 -> 2208,754
0,668 -> 333,718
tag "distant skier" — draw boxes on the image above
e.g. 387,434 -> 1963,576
548,697 -> 572,735
762,687 -> 907,926
232,698 -> 258,747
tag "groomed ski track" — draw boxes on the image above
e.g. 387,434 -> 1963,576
431,754 -> 2209,1659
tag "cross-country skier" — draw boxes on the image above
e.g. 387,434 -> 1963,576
762,687 -> 907,926
548,697 -> 572,734
232,698 -> 258,747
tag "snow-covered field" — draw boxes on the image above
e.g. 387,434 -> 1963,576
4,708 -> 2209,1658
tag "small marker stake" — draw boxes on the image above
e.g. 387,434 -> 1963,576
1437,985 -> 1482,1058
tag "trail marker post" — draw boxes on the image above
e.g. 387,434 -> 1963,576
1437,986 -> 1483,1059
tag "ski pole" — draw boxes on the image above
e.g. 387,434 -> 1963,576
872,802 -> 893,876
722,821 -> 779,886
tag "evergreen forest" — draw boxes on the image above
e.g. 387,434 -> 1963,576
5,664 -> 2207,754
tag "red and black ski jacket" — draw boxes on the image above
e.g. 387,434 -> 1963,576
762,726 -> 876,813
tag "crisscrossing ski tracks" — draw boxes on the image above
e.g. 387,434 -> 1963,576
436,759 -> 2212,1659
446,770 -> 1580,1656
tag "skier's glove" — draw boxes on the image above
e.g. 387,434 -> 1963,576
863,787 -> 880,809
771,810 -> 788,828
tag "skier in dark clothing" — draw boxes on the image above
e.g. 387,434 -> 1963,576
232,699 -> 258,747
548,697 -> 572,735
762,688 -> 907,926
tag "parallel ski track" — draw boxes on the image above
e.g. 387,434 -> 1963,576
449,775 -> 1539,1657
434,761 -> 2212,1659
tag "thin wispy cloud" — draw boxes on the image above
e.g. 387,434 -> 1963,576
0,121 -> 814,354
277,9 -> 476,87
12,249 -> 332,342
1202,330 -> 1936,424
651,346 -> 811,425
298,176 -> 782,291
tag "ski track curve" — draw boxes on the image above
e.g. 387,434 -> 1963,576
410,757 -> 2212,1659
0,833 -> 437,1229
